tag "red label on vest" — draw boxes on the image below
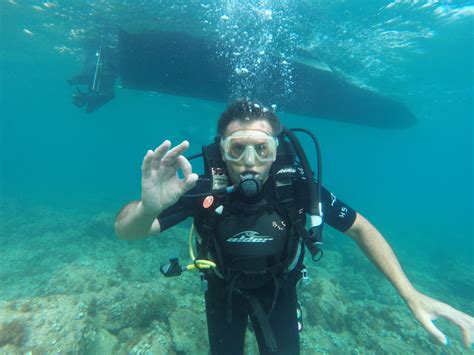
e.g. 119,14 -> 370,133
203,195 -> 214,209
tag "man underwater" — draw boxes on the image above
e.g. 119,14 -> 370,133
115,99 -> 473,354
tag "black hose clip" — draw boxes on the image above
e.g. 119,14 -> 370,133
160,258 -> 183,277
307,226 -> 324,262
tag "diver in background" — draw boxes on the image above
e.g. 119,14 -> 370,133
115,100 -> 473,354
68,44 -> 116,113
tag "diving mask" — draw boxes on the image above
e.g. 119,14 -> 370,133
220,130 -> 279,165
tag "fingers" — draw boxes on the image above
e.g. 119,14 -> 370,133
176,155 -> 198,193
161,140 -> 190,166
182,172 -> 199,193
436,303 -> 474,348
142,140 -> 191,178
176,155 -> 192,177
142,139 -> 197,193
411,296 -> 448,345
141,150 -> 154,179
417,313 -> 447,345
412,295 -> 474,348
151,140 -> 172,170
462,325 -> 474,348
142,140 -> 171,178
443,308 -> 474,348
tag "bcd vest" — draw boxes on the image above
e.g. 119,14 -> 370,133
192,138 -> 308,288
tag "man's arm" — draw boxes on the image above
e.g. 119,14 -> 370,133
115,201 -> 161,240
345,213 -> 416,300
114,140 -> 198,241
345,212 -> 474,348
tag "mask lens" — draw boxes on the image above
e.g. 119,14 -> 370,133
222,130 -> 278,164
254,142 -> 271,160
228,141 -> 247,160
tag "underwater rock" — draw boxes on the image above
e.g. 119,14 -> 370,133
99,285 -> 175,334
86,327 -> 118,354
0,295 -> 94,353
300,275 -> 349,334
169,303 -> 208,353
47,262 -> 121,295
123,321 -> 172,354
0,318 -> 26,347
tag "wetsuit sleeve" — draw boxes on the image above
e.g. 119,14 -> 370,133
294,169 -> 357,232
156,176 -> 207,232
157,200 -> 193,232
320,186 -> 357,232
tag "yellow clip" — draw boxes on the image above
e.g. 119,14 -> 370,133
186,223 -> 217,272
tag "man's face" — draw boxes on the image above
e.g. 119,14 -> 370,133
221,119 -> 276,185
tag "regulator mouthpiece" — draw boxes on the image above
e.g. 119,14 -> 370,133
239,172 -> 262,198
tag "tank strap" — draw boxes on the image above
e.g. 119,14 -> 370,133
274,167 -> 322,260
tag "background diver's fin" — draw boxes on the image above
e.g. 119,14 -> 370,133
85,93 -> 115,113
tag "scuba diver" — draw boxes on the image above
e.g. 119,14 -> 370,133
115,99 -> 473,354
68,43 -> 116,113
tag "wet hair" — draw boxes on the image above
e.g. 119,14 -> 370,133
217,99 -> 282,137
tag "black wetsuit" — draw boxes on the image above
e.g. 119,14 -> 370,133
158,176 -> 356,355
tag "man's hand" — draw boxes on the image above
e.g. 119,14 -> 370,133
141,140 -> 198,215
346,213 -> 473,348
406,290 -> 474,348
